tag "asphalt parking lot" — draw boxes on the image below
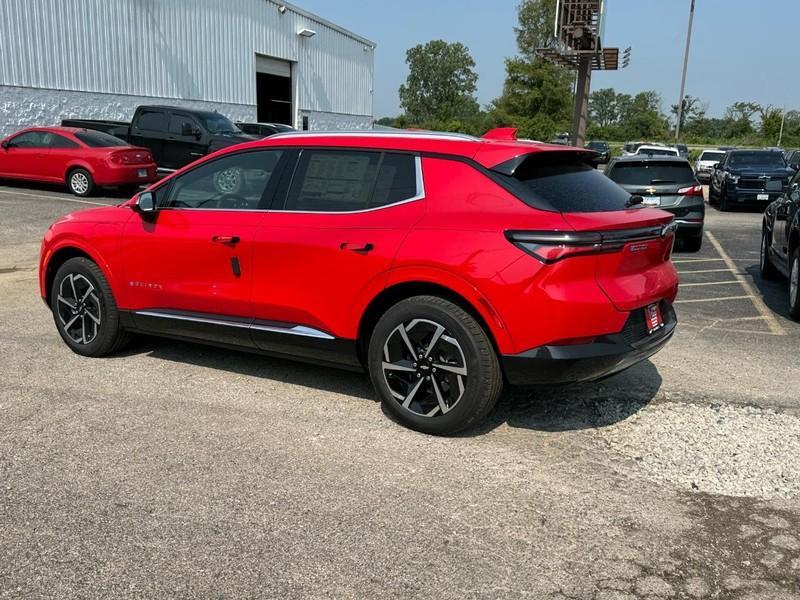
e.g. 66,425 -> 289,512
1,182 -> 799,599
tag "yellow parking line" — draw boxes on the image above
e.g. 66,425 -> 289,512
680,280 -> 741,287
705,231 -> 786,336
676,295 -> 754,304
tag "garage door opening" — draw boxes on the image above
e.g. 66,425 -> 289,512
255,55 -> 292,125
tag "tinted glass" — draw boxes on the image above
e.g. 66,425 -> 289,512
197,113 -> 240,134
587,141 -> 608,151
43,133 -> 80,149
608,161 -> 696,185
728,152 -> 786,168
9,131 -> 47,148
699,151 -> 725,162
636,147 -> 677,157
372,153 -> 418,207
75,131 -> 129,147
504,155 -> 632,212
285,150 -> 381,212
169,114 -> 196,136
137,110 -> 166,131
162,150 -> 283,210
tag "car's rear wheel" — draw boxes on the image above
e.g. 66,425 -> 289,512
718,184 -> 729,211
67,168 -> 94,197
51,257 -> 130,356
367,295 -> 502,435
789,248 -> 800,321
708,183 -> 718,205
760,226 -> 780,281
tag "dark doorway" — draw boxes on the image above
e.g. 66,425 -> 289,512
256,72 -> 292,125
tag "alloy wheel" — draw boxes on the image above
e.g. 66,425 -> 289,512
56,273 -> 101,345
70,172 -> 89,195
791,256 -> 799,308
760,232 -> 767,272
381,318 -> 467,417
215,168 -> 241,194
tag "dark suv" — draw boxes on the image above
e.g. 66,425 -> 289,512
605,156 -> 705,251
761,168 -> 800,319
709,150 -> 794,211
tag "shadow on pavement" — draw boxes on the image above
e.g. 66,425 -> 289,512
0,178 -> 142,199
743,264 -> 791,320
123,336 -> 662,436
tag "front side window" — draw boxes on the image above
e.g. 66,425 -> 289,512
169,114 -> 197,136
9,131 -> 47,148
161,150 -> 283,210
284,150 -> 419,212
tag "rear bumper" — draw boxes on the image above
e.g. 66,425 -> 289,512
94,164 -> 158,186
501,302 -> 676,385
724,188 -> 782,204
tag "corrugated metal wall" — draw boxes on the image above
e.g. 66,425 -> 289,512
0,0 -> 374,117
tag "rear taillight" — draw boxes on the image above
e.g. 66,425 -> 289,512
678,185 -> 704,196
506,223 -> 676,264
108,151 -> 130,165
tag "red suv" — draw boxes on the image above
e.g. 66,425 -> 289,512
40,130 -> 679,434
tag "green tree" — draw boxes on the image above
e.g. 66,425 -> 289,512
760,106 -> 783,144
398,40 -> 479,124
589,88 -> 619,129
488,0 -> 572,140
670,95 -> 705,132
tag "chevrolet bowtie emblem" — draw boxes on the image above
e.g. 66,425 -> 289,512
645,187 -> 657,195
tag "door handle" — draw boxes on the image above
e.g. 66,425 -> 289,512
340,242 -> 374,252
212,235 -> 240,244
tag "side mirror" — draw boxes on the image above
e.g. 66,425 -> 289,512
134,191 -> 156,213
0,140 -> 8,150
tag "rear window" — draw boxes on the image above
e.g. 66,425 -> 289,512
75,131 -> 129,147
636,147 -> 677,157
607,161 -> 696,186
498,155 -> 632,212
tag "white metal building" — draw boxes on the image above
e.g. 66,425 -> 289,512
0,0 -> 375,137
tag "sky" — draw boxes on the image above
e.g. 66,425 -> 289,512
298,0 -> 800,120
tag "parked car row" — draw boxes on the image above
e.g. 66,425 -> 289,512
0,104 -> 295,195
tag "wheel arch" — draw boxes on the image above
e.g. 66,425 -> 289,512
43,243 -> 111,305
356,279 -> 510,364
64,161 -> 94,184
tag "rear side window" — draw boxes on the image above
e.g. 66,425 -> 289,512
44,133 -> 80,149
75,131 -> 129,147
498,155 -> 631,212
284,150 -> 419,212
608,161 -> 698,186
137,110 -> 166,131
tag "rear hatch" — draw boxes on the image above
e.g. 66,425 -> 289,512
491,151 -> 678,311
605,159 -> 699,210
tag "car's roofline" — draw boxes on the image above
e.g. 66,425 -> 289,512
610,155 -> 690,163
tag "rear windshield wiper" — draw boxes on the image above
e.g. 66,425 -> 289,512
625,195 -> 644,208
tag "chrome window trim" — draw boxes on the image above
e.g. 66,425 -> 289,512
134,310 -> 335,340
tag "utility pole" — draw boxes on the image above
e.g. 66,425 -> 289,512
675,0 -> 696,141
778,106 -> 786,147
571,55 -> 592,147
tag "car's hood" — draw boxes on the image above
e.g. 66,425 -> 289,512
53,204 -> 127,227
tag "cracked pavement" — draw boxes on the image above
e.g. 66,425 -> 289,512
0,183 -> 798,598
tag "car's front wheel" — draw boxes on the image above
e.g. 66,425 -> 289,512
51,257 -> 130,356
789,248 -> 800,321
760,226 -> 780,280
368,295 -> 502,435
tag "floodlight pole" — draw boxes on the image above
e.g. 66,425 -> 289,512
571,55 -> 592,148
675,0 -> 696,141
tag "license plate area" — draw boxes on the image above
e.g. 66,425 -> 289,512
642,196 -> 661,206
645,303 -> 664,334
757,193 -> 770,201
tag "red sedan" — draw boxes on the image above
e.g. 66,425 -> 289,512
0,126 -> 157,196
39,129 -> 678,434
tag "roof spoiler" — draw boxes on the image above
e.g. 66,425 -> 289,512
482,127 -> 518,141
490,149 -> 599,176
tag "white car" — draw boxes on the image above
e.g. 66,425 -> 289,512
634,145 -> 680,157
694,149 -> 726,183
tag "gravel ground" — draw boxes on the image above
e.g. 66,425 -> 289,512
1,185 -> 799,598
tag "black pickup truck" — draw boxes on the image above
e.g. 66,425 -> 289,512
63,105 -> 256,170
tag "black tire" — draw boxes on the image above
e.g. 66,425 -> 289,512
367,295 -> 502,435
67,168 -> 95,197
50,257 -> 130,357
788,248 -> 800,321
760,226 -> 781,281
681,234 -> 703,253
708,183 -> 718,205
718,184 -> 729,211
